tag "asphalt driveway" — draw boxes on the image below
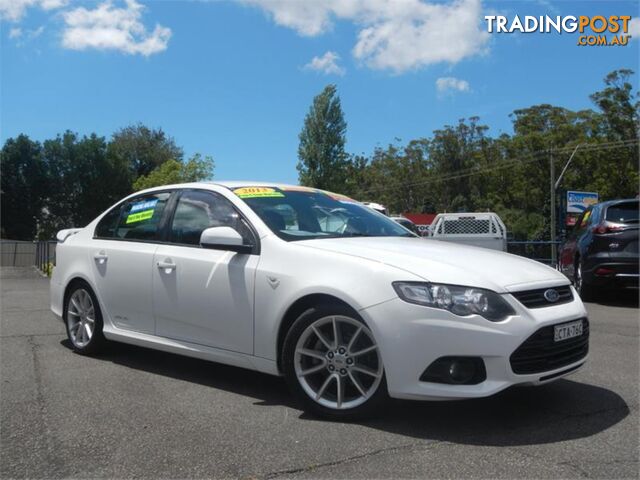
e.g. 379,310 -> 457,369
1,267 -> 638,479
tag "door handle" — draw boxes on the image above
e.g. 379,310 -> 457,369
93,251 -> 108,264
157,260 -> 177,272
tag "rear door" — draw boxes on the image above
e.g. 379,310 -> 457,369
91,191 -> 172,334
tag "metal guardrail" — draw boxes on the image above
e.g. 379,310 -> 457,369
1,240 -> 56,271
507,240 -> 563,266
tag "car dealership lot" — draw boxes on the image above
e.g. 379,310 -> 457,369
1,267 -> 638,479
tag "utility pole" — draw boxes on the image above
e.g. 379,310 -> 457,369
552,143 -> 583,268
549,149 -> 557,267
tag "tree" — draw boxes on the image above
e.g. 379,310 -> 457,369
38,131 -> 130,238
358,139 -> 432,213
108,124 -> 183,181
0,135 -> 48,239
132,154 -> 215,191
1,126 -> 208,240
586,69 -> 639,200
297,84 -> 349,192
590,69 -> 639,141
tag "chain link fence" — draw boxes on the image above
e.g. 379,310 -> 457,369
506,240 -> 562,266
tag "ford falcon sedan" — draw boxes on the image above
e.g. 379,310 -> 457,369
51,182 -> 589,418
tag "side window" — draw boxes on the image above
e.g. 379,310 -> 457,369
169,190 -> 254,246
114,193 -> 171,241
95,205 -> 123,239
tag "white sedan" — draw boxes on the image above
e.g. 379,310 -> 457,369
51,182 -> 589,418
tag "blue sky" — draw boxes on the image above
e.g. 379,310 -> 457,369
1,0 -> 639,184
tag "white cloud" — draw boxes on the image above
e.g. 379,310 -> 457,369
40,0 -> 68,9
0,0 -> 68,22
436,76 -> 470,94
241,0 -> 489,73
304,51 -> 345,76
8,25 -> 45,45
242,0 -> 336,36
629,17 -> 640,40
9,27 -> 22,39
61,0 -> 171,56
30,25 -> 44,38
535,0 -> 560,15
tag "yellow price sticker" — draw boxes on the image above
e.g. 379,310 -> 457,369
126,209 -> 154,224
234,187 -> 285,199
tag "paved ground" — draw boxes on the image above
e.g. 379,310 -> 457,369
1,267 -> 638,479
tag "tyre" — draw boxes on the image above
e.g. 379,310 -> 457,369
64,282 -> 107,354
574,258 -> 595,302
282,304 -> 388,419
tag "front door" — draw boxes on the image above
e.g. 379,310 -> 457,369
152,189 -> 258,354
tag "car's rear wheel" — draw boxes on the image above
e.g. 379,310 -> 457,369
574,259 -> 595,301
282,304 -> 387,419
64,282 -> 106,354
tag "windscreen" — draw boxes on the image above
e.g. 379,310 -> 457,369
233,186 -> 414,241
605,201 -> 639,224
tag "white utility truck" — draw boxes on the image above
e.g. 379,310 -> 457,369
429,212 -> 507,251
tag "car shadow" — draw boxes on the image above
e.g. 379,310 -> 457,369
61,339 -> 630,448
587,289 -> 639,308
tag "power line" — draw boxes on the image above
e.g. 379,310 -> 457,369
358,138 -> 639,197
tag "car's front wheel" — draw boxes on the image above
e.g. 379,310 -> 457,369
282,304 -> 387,419
64,282 -> 106,354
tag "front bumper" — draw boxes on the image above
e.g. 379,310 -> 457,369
359,287 -> 589,400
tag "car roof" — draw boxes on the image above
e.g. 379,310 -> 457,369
206,180 -> 300,190
594,198 -> 638,208
135,181 -> 360,203
138,181 -> 312,193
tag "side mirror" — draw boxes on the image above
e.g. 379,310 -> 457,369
199,226 -> 253,254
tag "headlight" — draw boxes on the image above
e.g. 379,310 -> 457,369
392,282 -> 515,322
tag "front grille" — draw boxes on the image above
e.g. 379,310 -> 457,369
511,285 -> 573,308
510,318 -> 589,375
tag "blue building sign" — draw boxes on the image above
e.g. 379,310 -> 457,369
567,191 -> 599,213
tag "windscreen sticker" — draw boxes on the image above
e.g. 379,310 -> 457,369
234,187 -> 285,199
126,209 -> 155,224
130,199 -> 158,213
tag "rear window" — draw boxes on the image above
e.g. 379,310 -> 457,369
95,192 -> 170,240
605,202 -> 639,224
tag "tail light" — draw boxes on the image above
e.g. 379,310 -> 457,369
595,267 -> 615,276
593,223 -> 624,234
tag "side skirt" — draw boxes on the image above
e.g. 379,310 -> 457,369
103,326 -> 280,376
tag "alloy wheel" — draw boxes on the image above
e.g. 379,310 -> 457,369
67,288 -> 96,348
294,315 -> 382,410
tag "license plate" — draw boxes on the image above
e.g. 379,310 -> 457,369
554,320 -> 583,342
